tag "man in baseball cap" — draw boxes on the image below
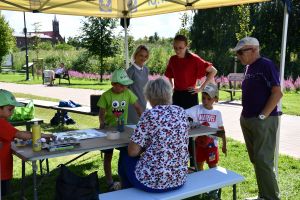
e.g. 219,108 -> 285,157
231,37 -> 260,66
232,36 -> 282,200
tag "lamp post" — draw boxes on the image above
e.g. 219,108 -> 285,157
23,12 -> 29,80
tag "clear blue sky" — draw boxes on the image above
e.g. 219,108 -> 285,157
1,10 -> 190,40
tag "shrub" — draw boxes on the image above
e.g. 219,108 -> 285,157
71,52 -> 100,73
39,41 -> 53,50
54,43 -> 74,51
44,55 -> 61,69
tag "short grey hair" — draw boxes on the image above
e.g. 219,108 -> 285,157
144,77 -> 173,106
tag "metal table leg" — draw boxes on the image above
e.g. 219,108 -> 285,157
20,160 -> 25,200
192,137 -> 198,171
233,184 -> 236,200
46,159 -> 50,175
32,161 -> 38,200
39,160 -> 43,175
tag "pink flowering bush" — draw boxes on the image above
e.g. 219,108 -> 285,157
67,70 -> 300,92
216,75 -> 229,88
284,76 -> 295,91
294,76 -> 300,91
68,70 -> 111,81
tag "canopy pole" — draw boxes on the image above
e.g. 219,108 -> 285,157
23,12 -> 29,80
275,2 -> 289,176
124,17 -> 129,69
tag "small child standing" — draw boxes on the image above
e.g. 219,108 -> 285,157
97,69 -> 142,191
186,83 -> 227,170
0,89 -> 53,197
185,83 -> 227,198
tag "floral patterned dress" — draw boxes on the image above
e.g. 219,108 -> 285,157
131,105 -> 189,189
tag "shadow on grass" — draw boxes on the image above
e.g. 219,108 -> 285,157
6,159 -> 112,200
42,123 -> 79,133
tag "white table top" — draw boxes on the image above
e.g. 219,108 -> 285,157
12,126 -> 218,161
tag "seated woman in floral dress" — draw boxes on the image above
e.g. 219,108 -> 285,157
118,77 -> 189,192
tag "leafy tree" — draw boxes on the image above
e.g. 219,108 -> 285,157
153,32 -> 159,42
115,34 -> 134,64
67,36 -> 82,49
190,1 -> 300,77
148,36 -> 155,43
234,5 -> 255,40
72,51 -> 100,73
0,14 -> 15,65
251,0 -> 300,78
80,17 -> 118,82
147,46 -> 170,74
127,35 -> 135,58
190,7 -> 239,74
31,22 -> 42,60
177,12 -> 192,39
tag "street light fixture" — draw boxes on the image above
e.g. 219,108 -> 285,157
23,12 -> 30,80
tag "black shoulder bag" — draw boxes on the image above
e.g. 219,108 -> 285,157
55,164 -> 100,200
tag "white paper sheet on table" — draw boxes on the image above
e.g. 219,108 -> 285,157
54,129 -> 107,140
126,125 -> 136,129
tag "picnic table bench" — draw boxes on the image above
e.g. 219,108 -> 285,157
99,166 -> 244,200
219,73 -> 244,101
10,118 -> 44,131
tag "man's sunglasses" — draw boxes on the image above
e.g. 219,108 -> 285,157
237,48 -> 253,55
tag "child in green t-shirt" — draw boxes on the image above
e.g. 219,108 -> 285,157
97,69 -> 142,191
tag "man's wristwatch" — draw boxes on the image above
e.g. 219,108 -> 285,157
258,114 -> 266,120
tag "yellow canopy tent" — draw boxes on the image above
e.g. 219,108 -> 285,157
0,0 -> 290,177
0,0 -> 270,67
0,0 -> 269,18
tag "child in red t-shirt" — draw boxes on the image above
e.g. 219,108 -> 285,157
0,89 -> 52,197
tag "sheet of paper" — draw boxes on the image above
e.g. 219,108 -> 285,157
54,129 -> 107,140
126,124 -> 136,129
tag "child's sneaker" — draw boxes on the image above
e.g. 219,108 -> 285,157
109,182 -> 121,191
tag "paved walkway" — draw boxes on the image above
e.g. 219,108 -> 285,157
1,82 -> 300,159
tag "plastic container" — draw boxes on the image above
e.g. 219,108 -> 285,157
32,122 -> 42,152
117,117 -> 124,132
106,131 -> 120,140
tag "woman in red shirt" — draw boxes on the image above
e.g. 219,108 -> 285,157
165,34 -> 217,109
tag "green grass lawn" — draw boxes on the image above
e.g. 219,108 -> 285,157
2,93 -> 300,200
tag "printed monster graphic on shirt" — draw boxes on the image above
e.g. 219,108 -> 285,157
112,100 -> 126,119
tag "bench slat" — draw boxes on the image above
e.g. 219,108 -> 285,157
99,166 -> 244,200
